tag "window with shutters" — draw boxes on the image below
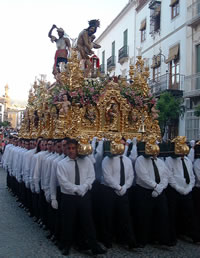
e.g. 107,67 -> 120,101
151,55 -> 161,82
169,59 -> 180,89
166,44 -> 180,89
123,29 -> 128,47
196,44 -> 200,89
112,41 -> 115,57
170,0 -> 180,19
100,51 -> 105,73
140,19 -> 146,42
149,1 -> 161,35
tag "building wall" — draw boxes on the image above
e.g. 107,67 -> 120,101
96,0 -> 188,138
135,1 -> 187,79
97,1 -> 188,78
7,110 -> 24,129
0,103 -> 4,122
184,0 -> 200,141
96,1 -> 136,77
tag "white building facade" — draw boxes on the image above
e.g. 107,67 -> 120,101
96,0 -> 194,139
0,102 -> 4,123
96,0 -> 137,77
184,0 -> 200,141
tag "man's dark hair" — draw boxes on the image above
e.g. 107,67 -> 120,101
67,138 -> 78,146
36,139 -> 42,153
63,137 -> 70,142
88,19 -> 100,28
55,139 -> 63,143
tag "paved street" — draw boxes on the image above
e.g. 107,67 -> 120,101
0,167 -> 200,258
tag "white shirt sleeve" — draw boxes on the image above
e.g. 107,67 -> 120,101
188,148 -> 195,163
128,144 -> 138,162
135,156 -> 157,189
102,157 -> 121,191
56,161 -> 79,194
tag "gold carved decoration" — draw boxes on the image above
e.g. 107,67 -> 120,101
145,134 -> 160,156
19,55 -> 161,144
171,136 -> 189,156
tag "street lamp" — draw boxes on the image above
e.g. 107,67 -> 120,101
153,48 -> 166,66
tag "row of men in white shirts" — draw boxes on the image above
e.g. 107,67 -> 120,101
2,136 -> 200,255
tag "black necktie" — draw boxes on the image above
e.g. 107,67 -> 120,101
181,158 -> 190,184
151,158 -> 160,184
120,156 -> 125,186
74,160 -> 80,185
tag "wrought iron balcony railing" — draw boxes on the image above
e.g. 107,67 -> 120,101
149,73 -> 184,96
107,56 -> 116,70
118,45 -> 129,63
184,72 -> 200,97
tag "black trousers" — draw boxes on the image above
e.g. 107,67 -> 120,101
90,181 -> 103,241
32,192 -> 40,219
192,187 -> 200,232
166,186 -> 200,243
26,188 -> 33,215
6,171 -> 11,189
54,186 -> 62,241
60,191 -> 97,249
100,185 -> 136,246
134,185 -> 170,246
47,203 -> 57,236
39,190 -> 48,226
21,182 -> 27,207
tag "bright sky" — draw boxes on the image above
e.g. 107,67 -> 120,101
0,0 -> 128,103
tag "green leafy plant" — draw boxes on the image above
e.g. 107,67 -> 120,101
156,92 -> 184,138
194,104 -> 200,117
0,121 -> 11,128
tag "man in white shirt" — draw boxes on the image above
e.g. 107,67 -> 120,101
165,141 -> 200,244
31,139 -> 47,222
56,138 -> 106,256
2,136 -> 14,190
18,140 -> 29,210
23,139 -> 36,216
188,140 -> 195,163
43,139 -> 63,241
193,144 -> 200,232
50,138 -> 66,243
37,139 -> 53,228
101,144 -> 137,249
134,142 -> 170,247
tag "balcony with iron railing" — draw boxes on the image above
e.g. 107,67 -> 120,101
118,45 -> 129,64
107,56 -> 116,71
187,0 -> 200,27
100,64 -> 105,74
149,73 -> 184,97
184,72 -> 200,98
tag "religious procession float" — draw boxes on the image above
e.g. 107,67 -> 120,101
19,19 -> 167,155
